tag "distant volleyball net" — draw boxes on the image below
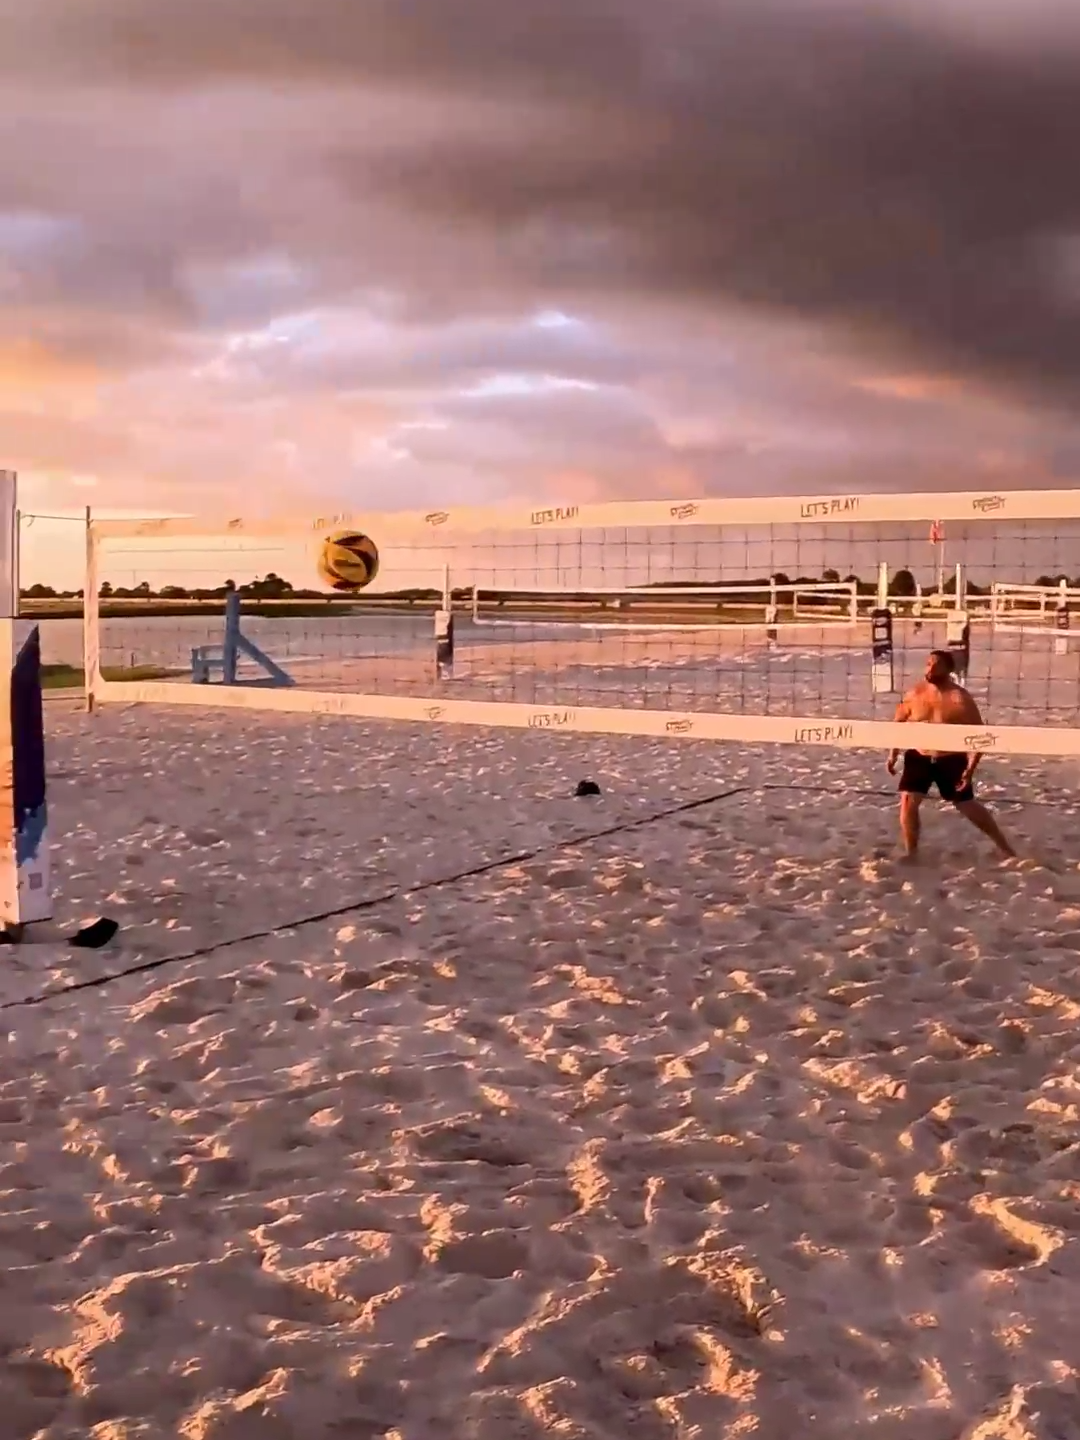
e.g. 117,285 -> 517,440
81,491 -> 1080,756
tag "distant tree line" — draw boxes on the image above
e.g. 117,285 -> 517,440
22,573 -> 329,602
19,566 -> 1080,603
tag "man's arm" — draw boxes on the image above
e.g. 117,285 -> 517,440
888,693 -> 912,769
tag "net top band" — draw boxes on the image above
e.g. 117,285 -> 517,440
89,487 -> 1080,542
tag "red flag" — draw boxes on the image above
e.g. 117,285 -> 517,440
929,520 -> 944,544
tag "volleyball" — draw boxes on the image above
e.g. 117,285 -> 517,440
317,530 -> 380,592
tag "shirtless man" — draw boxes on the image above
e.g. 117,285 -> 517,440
886,649 -> 1015,861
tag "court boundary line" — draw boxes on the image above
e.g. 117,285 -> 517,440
1,784 -> 752,1012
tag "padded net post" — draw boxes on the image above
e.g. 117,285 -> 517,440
1053,579 -> 1070,656
84,506 -> 102,713
435,563 -> 454,679
946,562 -> 971,682
0,471 -> 52,929
871,560 -> 895,695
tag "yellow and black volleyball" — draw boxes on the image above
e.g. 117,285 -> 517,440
317,530 -> 380,592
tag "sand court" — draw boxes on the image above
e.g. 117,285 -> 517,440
1,704 -> 1079,1437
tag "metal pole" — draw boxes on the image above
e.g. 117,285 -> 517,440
83,506 -> 100,713
876,560 -> 889,609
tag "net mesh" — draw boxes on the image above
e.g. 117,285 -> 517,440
79,510 -> 1080,730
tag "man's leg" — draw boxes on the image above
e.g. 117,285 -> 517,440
954,799 -> 1016,857
899,792 -> 923,858
897,751 -> 930,860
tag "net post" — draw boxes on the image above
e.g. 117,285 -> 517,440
1055,578 -> 1070,655
435,564 -> 455,680
871,561 -> 895,694
0,470 -> 52,931
765,576 -> 778,646
947,562 -> 970,682
875,560 -> 889,609
83,506 -> 102,713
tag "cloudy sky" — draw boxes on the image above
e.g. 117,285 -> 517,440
3,0 -> 1080,522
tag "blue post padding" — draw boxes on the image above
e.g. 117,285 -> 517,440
11,626 -> 47,867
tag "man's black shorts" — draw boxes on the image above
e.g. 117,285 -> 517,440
899,749 -> 974,804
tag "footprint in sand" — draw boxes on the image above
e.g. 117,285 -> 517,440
133,977 -> 239,1026
426,1230 -> 530,1280
410,1118 -> 537,1168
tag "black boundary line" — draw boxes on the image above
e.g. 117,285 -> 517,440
1,784 -> 752,1013
761,781 -> 1078,811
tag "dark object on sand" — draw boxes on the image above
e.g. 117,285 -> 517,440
0,916 -> 120,949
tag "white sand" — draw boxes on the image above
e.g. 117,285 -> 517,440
2,702 -> 1080,1438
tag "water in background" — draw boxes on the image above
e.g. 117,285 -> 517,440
25,605 -> 1080,732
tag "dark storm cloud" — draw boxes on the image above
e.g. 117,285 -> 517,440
5,0 -> 1080,402
4,0 -> 1080,509
361,5 -> 1080,400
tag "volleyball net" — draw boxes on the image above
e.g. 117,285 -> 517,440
62,490 -> 1080,755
